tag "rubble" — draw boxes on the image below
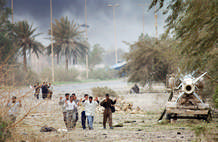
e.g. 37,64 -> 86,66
96,97 -> 143,114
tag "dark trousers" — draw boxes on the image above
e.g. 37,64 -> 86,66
66,110 -> 76,129
81,111 -> 86,129
42,93 -> 47,99
74,112 -> 78,127
103,108 -> 112,128
63,112 -> 67,127
35,93 -> 39,99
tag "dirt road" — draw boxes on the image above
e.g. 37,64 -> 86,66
12,80 -> 204,142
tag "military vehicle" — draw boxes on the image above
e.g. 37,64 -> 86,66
159,72 -> 212,122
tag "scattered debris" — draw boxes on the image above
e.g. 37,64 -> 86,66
124,120 -> 136,123
177,132 -> 181,135
40,125 -> 57,132
113,123 -> 123,127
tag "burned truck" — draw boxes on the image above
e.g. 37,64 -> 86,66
160,72 -> 212,122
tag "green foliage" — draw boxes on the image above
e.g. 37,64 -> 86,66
150,0 -> 217,100
0,117 -> 11,142
13,21 -> 44,71
88,44 -> 105,68
91,86 -> 117,97
49,16 -> 88,70
150,0 -> 217,80
0,0 -> 16,65
40,67 -> 79,82
124,36 -> 169,86
213,85 -> 218,108
0,32 -> 16,64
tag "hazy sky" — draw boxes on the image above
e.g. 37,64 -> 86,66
8,0 -> 167,50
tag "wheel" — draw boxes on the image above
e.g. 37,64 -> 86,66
166,113 -> 171,121
206,111 -> 212,123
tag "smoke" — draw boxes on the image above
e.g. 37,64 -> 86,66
8,0 -> 167,50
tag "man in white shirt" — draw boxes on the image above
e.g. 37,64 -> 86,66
72,93 -> 79,127
59,93 -> 70,127
83,96 -> 99,130
64,95 -> 77,130
7,96 -> 22,122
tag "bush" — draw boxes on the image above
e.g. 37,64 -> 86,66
91,86 -> 117,97
213,85 -> 218,108
88,68 -> 118,80
40,67 -> 80,82
0,117 -> 11,142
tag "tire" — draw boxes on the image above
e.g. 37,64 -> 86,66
206,111 -> 212,123
166,113 -> 171,120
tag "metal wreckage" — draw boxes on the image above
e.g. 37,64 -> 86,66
159,72 -> 212,122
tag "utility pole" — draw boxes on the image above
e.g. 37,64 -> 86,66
50,0 -> 55,83
11,0 -> 13,23
138,2 -> 147,35
155,5 -> 158,39
85,0 -> 89,79
108,4 -> 119,64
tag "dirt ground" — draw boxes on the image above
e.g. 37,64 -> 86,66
8,80 -> 217,142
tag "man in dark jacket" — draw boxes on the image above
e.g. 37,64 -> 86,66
80,94 -> 89,130
41,82 -> 49,99
100,94 -> 116,129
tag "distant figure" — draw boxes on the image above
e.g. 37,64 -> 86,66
48,82 -> 53,99
59,93 -> 70,127
130,84 -> 140,94
80,94 -> 89,130
83,96 -> 99,130
169,74 -> 175,89
41,82 -> 49,99
7,96 -> 22,122
34,82 -> 41,99
100,94 -> 116,129
64,95 -> 77,130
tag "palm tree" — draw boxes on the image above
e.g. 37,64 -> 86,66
47,43 -> 62,64
13,21 -> 44,71
49,16 -> 88,70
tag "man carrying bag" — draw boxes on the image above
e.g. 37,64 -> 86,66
100,94 -> 116,129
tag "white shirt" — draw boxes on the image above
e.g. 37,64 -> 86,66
83,100 -> 98,116
8,102 -> 21,116
59,98 -> 68,112
49,85 -> 54,91
65,100 -> 77,111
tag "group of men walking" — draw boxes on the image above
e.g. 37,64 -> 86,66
59,93 -> 116,130
6,86 -> 117,131
34,82 -> 53,99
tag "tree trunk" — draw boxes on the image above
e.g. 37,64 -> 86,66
75,55 -> 77,64
73,57 -> 75,65
65,56 -> 68,71
57,53 -> 59,64
23,48 -> 27,72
